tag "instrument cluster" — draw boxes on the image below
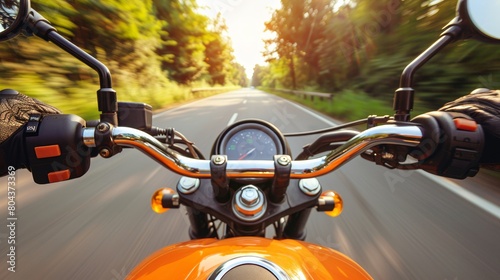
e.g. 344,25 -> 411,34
212,120 -> 289,161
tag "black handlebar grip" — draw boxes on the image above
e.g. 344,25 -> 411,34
24,114 -> 91,184
411,111 -> 484,179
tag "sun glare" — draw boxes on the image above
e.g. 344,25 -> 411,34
197,0 -> 281,78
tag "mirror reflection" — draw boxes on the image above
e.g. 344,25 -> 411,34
467,0 -> 500,40
0,0 -> 20,32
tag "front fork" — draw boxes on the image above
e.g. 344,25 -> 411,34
283,208 -> 312,241
186,206 -> 215,239
185,205 -> 311,240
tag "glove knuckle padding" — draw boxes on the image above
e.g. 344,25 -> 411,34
439,90 -> 500,139
0,89 -> 61,144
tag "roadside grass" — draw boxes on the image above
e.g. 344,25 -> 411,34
262,87 -> 430,123
1,76 -> 237,120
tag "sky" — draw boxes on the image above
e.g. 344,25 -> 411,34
197,0 -> 282,78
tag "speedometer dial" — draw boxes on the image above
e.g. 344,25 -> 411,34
212,120 -> 289,161
226,129 -> 277,160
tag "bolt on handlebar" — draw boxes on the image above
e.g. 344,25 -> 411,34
82,124 -> 423,179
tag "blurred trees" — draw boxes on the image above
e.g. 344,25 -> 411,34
203,14 -> 242,86
264,0 -> 335,89
255,0 -> 500,109
0,0 -> 247,118
154,0 -> 208,84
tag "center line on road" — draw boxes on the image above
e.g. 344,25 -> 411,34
227,113 -> 238,126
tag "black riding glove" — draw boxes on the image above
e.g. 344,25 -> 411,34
0,89 -> 61,175
439,88 -> 500,169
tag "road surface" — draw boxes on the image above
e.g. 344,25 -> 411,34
1,89 -> 499,279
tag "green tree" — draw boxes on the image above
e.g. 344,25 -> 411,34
251,64 -> 265,87
154,0 -> 209,85
264,0 -> 335,89
203,14 -> 235,86
264,0 -> 301,89
261,0 -> 500,110
230,62 -> 248,87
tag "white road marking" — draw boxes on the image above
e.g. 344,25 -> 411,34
418,170 -> 500,219
243,99 -> 247,104
264,91 -> 500,219
227,113 -> 238,126
283,99 -> 339,126
144,166 -> 164,183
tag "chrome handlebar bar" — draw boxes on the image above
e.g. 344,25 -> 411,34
82,124 -> 423,179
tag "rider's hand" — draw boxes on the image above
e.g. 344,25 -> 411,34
439,88 -> 500,169
0,89 -> 61,175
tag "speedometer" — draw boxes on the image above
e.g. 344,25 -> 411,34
226,129 -> 277,160
212,120 -> 289,161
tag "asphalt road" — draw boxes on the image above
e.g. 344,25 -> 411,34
1,89 -> 499,279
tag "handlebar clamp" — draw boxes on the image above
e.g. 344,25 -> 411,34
94,122 -> 122,158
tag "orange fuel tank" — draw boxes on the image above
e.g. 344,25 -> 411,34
127,237 -> 373,279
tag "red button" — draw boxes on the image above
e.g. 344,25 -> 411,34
34,145 -> 61,159
48,170 -> 70,183
453,118 -> 477,132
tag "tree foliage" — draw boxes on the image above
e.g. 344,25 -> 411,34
154,0 -> 208,84
257,0 -> 500,109
0,0 -> 246,118
203,14 -> 244,86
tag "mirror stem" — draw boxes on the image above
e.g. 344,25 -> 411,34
26,9 -> 118,125
393,23 -> 463,121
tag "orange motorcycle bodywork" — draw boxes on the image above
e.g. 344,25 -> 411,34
127,237 -> 373,279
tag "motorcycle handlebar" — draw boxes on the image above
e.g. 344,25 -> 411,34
24,112 -> 483,184
82,124 -> 424,179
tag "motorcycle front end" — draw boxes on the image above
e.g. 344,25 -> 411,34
1,0 -> 498,279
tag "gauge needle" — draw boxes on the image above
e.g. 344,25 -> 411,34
238,148 -> 256,160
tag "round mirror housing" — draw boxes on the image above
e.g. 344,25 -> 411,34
0,0 -> 30,41
457,0 -> 500,43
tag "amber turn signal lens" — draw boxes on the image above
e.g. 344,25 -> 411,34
151,188 -> 175,214
319,191 -> 343,217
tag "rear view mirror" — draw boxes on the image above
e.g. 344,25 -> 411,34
0,0 -> 30,41
458,0 -> 500,42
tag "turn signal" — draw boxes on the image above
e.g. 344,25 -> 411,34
317,191 -> 343,217
151,188 -> 179,214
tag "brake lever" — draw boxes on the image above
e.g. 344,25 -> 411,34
367,115 -> 393,128
296,130 -> 359,160
296,115 -> 394,160
360,145 -> 414,170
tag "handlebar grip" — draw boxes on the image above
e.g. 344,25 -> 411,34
411,111 -> 484,179
24,114 -> 91,184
